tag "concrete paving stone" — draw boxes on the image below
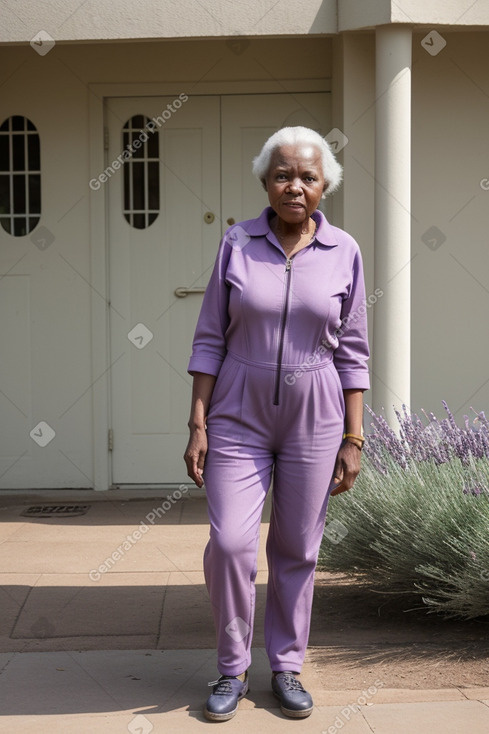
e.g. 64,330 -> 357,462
0,503 -> 126,528
0,540 -> 188,574
0,648 -> 324,717
160,570 -> 207,587
153,706 -> 376,733
78,497 -> 194,526
461,687 -> 489,699
116,497 -> 194,524
4,520 -> 165,543
310,685 -> 470,707
10,572 -> 171,590
0,497 -> 202,536
158,570 -> 276,650
0,707 -> 374,734
0,635 -> 159,654
0,519 -> 28,542
156,571 -> 214,649
180,497 -> 211,524
0,573 -> 170,650
0,577 -> 39,636
152,524 -> 269,573
0,651 -> 15,673
363,699 -> 489,734
171,522 -> 268,556
0,491 -> 201,509
330,686 -> 465,705
4,515 -> 210,544
156,570 -> 270,650
0,649 -> 222,716
152,525 -> 220,570
0,573 -> 41,585
0,714 -> 136,733
10,574 -> 170,639
0,650 -> 141,716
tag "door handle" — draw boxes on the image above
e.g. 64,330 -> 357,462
174,286 -> 207,298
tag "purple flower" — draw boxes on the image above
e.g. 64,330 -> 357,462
364,402 -> 489,476
463,484 -> 486,496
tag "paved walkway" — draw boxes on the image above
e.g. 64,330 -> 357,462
0,489 -> 488,732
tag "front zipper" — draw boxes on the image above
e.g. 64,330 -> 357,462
273,257 -> 292,406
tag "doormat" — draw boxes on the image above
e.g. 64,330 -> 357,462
20,505 -> 91,518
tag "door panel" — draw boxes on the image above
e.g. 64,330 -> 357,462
107,96 -> 220,483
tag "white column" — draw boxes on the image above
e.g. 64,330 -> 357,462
373,26 -> 412,427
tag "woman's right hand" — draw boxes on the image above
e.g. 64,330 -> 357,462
183,425 -> 208,488
184,372 -> 217,487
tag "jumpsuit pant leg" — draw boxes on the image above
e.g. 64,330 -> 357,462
264,436 -> 342,673
203,432 -> 274,676
203,356 -> 344,676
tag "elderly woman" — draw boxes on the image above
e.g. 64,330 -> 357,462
184,126 -> 370,721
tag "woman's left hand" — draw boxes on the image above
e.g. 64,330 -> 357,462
330,441 -> 362,496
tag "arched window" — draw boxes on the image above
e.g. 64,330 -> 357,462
0,116 -> 41,236
122,115 -> 159,229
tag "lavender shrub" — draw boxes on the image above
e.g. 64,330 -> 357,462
318,403 -> 489,619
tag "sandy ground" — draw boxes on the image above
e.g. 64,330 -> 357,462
309,572 -> 489,690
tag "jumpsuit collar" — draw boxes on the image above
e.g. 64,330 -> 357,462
243,206 -> 340,250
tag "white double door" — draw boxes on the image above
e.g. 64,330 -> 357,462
107,92 -> 331,484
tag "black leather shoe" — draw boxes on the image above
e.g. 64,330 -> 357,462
204,672 -> 249,721
272,671 -> 313,718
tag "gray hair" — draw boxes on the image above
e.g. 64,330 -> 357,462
252,126 -> 343,196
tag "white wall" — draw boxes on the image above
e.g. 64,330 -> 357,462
0,0 -> 336,42
334,29 -> 489,425
411,30 -> 489,421
3,1 -> 489,43
0,47 -> 93,487
339,0 -> 489,30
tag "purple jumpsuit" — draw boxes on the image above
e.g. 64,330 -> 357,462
188,206 -> 370,676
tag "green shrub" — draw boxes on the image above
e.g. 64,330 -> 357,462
318,404 -> 489,619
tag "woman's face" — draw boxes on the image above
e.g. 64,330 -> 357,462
264,143 -> 326,224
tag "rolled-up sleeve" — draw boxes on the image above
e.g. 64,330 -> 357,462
187,238 -> 232,377
333,247 -> 370,391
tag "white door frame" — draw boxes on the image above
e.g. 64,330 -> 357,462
87,78 -> 331,490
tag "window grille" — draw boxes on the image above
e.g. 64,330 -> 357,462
0,116 -> 41,236
122,115 -> 159,229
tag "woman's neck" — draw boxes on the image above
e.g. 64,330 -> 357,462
271,215 -> 317,257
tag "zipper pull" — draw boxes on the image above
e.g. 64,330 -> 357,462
285,258 -> 291,272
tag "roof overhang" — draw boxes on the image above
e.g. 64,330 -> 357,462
0,0 -> 488,45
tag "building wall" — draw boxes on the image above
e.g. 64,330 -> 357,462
3,0 -> 489,43
0,43 -> 93,487
333,29 -> 489,423
339,0 -> 489,29
0,0 -> 336,43
411,30 -> 489,420
0,37 -> 333,487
